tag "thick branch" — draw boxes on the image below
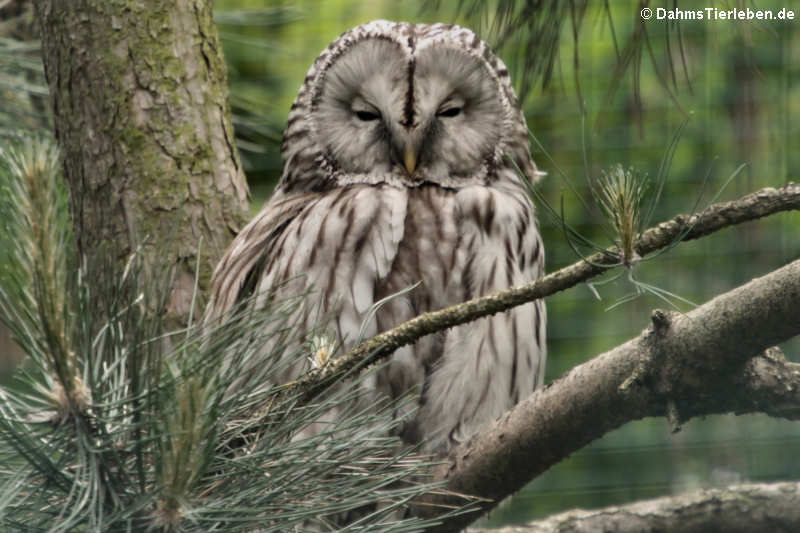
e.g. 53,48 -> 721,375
468,481 -> 800,533
421,258 -> 800,532
300,183 -> 799,399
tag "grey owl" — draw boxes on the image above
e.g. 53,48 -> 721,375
207,20 -> 546,453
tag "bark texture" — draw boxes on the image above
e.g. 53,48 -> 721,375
468,482 -> 800,533
34,0 -> 249,322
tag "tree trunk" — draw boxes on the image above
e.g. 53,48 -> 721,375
33,0 -> 249,324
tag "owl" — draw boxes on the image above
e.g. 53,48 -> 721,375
207,20 -> 546,454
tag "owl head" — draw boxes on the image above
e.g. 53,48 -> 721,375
279,20 -> 538,193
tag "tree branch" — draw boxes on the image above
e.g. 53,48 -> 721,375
299,183 -> 800,399
467,481 -> 800,533
420,258 -> 800,532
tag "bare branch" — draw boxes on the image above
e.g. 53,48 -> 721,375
298,183 -> 800,400
419,258 -> 800,532
467,481 -> 800,533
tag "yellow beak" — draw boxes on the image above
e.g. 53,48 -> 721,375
404,148 -> 417,175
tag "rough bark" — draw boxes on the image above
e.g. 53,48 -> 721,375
468,482 -> 800,533
420,258 -> 800,532
33,0 -> 249,324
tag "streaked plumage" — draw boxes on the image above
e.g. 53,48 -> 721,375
207,20 -> 546,453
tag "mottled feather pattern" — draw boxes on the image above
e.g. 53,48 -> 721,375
208,20 -> 546,453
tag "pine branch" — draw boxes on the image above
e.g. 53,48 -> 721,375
0,136 -> 453,532
419,258 -> 800,532
296,183 -> 800,401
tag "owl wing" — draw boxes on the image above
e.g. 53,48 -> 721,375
207,184 -> 409,383
207,189 -> 308,319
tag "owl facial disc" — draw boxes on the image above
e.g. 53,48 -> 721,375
279,20 -> 537,192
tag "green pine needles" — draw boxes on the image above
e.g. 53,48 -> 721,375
593,164 -> 647,269
0,135 -> 456,532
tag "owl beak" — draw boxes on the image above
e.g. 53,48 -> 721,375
403,148 -> 417,175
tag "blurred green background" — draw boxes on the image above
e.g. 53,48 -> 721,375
2,0 -> 799,527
